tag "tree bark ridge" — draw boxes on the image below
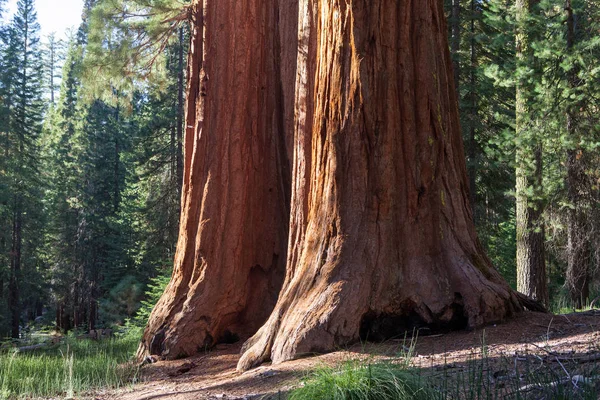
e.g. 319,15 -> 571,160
238,0 -> 521,371
138,0 -> 296,360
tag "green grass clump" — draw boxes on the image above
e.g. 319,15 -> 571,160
0,331 -> 141,399
289,361 -> 436,400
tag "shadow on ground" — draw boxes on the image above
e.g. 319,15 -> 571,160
102,310 -> 600,400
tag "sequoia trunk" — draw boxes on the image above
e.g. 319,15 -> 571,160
238,0 -> 521,371
141,0 -> 526,366
138,0 -> 296,359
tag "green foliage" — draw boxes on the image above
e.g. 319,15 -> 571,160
482,217 -> 518,290
133,268 -> 171,326
84,0 -> 189,103
100,275 -> 144,325
0,0 -> 48,338
34,0 -> 185,332
449,0 -> 600,302
43,33 -> 66,104
444,0 -> 520,273
290,361 -> 435,400
0,334 -> 140,399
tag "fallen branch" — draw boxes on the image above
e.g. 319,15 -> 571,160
17,343 -> 48,352
551,353 -> 600,364
515,291 -> 548,313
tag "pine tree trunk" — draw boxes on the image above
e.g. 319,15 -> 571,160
137,0 -> 296,359
565,0 -> 589,308
238,0 -> 521,371
515,0 -> 548,307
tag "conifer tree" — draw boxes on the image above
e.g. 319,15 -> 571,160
515,0 -> 548,306
561,0 -> 600,307
43,33 -> 66,105
0,0 -> 10,336
41,35 -> 86,331
2,0 -> 46,337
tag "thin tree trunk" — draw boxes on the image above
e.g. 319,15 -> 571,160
113,102 -> 120,213
467,0 -> 477,219
89,283 -> 97,331
515,0 -> 548,307
138,0 -> 297,359
451,0 -> 460,95
565,0 -> 589,308
238,0 -> 521,371
56,302 -> 61,331
56,301 -> 64,332
73,280 -> 80,328
49,34 -> 56,104
9,197 -> 22,338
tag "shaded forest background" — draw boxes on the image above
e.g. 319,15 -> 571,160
0,0 -> 599,339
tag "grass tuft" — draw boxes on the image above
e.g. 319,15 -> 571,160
289,361 -> 436,400
0,330 -> 141,399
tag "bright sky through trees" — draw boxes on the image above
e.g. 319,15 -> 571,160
4,0 -> 83,38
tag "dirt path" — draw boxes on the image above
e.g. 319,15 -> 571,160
95,311 -> 600,399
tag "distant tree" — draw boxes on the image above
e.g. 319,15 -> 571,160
562,0 -> 600,308
39,0 -> 188,332
1,0 -> 46,338
484,0 -> 600,308
41,35 -> 86,332
43,33 -> 66,104
0,0 -> 6,19
0,0 -> 11,336
126,31 -> 187,280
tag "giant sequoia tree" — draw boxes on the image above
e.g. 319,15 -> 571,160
139,0 -> 530,368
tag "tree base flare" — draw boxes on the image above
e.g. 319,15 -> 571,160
237,255 -> 521,371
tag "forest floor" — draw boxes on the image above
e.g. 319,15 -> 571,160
95,310 -> 600,400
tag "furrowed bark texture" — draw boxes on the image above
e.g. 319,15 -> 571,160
238,0 -> 521,371
137,0 -> 296,359
515,0 -> 548,307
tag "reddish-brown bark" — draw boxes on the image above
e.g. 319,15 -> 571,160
237,0 -> 522,370
140,0 -> 525,366
138,0 -> 296,359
